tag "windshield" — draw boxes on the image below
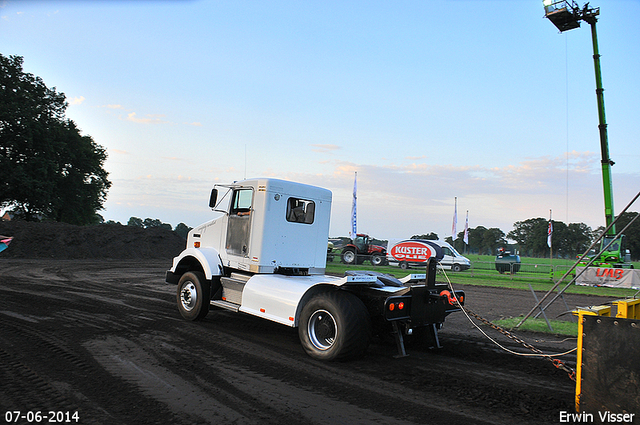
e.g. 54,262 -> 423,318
448,245 -> 462,257
602,235 -> 622,253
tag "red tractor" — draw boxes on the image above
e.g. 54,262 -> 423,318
341,234 -> 388,266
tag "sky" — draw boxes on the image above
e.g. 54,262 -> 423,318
1,0 -> 639,241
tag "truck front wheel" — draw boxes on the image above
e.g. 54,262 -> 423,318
298,291 -> 371,361
177,271 -> 210,321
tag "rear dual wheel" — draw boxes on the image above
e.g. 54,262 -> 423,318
298,291 -> 371,361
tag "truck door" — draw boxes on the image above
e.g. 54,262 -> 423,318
226,188 -> 253,256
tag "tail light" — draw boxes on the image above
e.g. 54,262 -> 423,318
384,296 -> 411,321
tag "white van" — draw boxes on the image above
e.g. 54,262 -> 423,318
433,240 -> 471,272
387,239 -> 471,272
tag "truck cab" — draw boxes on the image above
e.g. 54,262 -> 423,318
178,178 -> 331,276
166,178 -> 464,361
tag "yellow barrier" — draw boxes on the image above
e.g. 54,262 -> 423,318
573,306 -> 611,412
613,298 -> 640,319
573,299 -> 639,413
573,305 -> 611,317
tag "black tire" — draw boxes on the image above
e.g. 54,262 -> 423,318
452,263 -> 462,272
400,261 -> 409,270
342,248 -> 356,264
370,253 -> 384,266
298,291 -> 371,361
176,271 -> 210,321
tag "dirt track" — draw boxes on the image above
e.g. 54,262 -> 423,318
0,259 -> 621,425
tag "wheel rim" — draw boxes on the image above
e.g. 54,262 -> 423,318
308,309 -> 337,351
344,251 -> 355,263
180,282 -> 197,312
372,255 -> 381,265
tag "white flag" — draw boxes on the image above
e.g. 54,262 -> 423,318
452,197 -> 457,238
351,172 -> 357,240
463,211 -> 469,245
547,220 -> 553,248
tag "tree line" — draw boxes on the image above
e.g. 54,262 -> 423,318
103,217 -> 192,239
438,212 -> 639,260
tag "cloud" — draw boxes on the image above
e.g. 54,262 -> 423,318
125,112 -> 168,125
69,96 -> 85,105
267,151 -> 636,239
311,144 -> 341,153
97,103 -> 198,127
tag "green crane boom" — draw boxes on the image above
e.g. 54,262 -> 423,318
543,1 -> 614,234
585,15 -> 616,236
543,1 -> 632,267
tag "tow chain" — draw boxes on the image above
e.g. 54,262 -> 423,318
438,268 -> 577,382
458,304 -> 576,381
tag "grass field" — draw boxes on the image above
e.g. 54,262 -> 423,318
493,317 -> 579,337
325,254 -> 640,298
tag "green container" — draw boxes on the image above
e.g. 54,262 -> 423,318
495,248 -> 521,274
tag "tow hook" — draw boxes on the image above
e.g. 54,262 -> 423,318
439,290 -> 459,306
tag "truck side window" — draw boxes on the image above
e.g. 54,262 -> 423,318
231,189 -> 253,216
286,198 -> 315,224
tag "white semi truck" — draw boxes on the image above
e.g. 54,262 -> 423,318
166,178 -> 464,360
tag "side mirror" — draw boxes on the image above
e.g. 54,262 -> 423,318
209,189 -> 218,208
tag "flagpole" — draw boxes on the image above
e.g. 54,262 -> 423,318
351,172 -> 357,241
463,210 -> 469,254
452,197 -> 457,241
548,209 -> 553,264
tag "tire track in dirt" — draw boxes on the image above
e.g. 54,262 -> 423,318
84,337 -> 248,425
0,347 -> 75,413
157,315 -> 544,425
0,259 -> 589,424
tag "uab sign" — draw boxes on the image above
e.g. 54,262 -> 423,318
576,267 -> 640,289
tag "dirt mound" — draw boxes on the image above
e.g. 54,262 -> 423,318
0,220 -> 186,260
